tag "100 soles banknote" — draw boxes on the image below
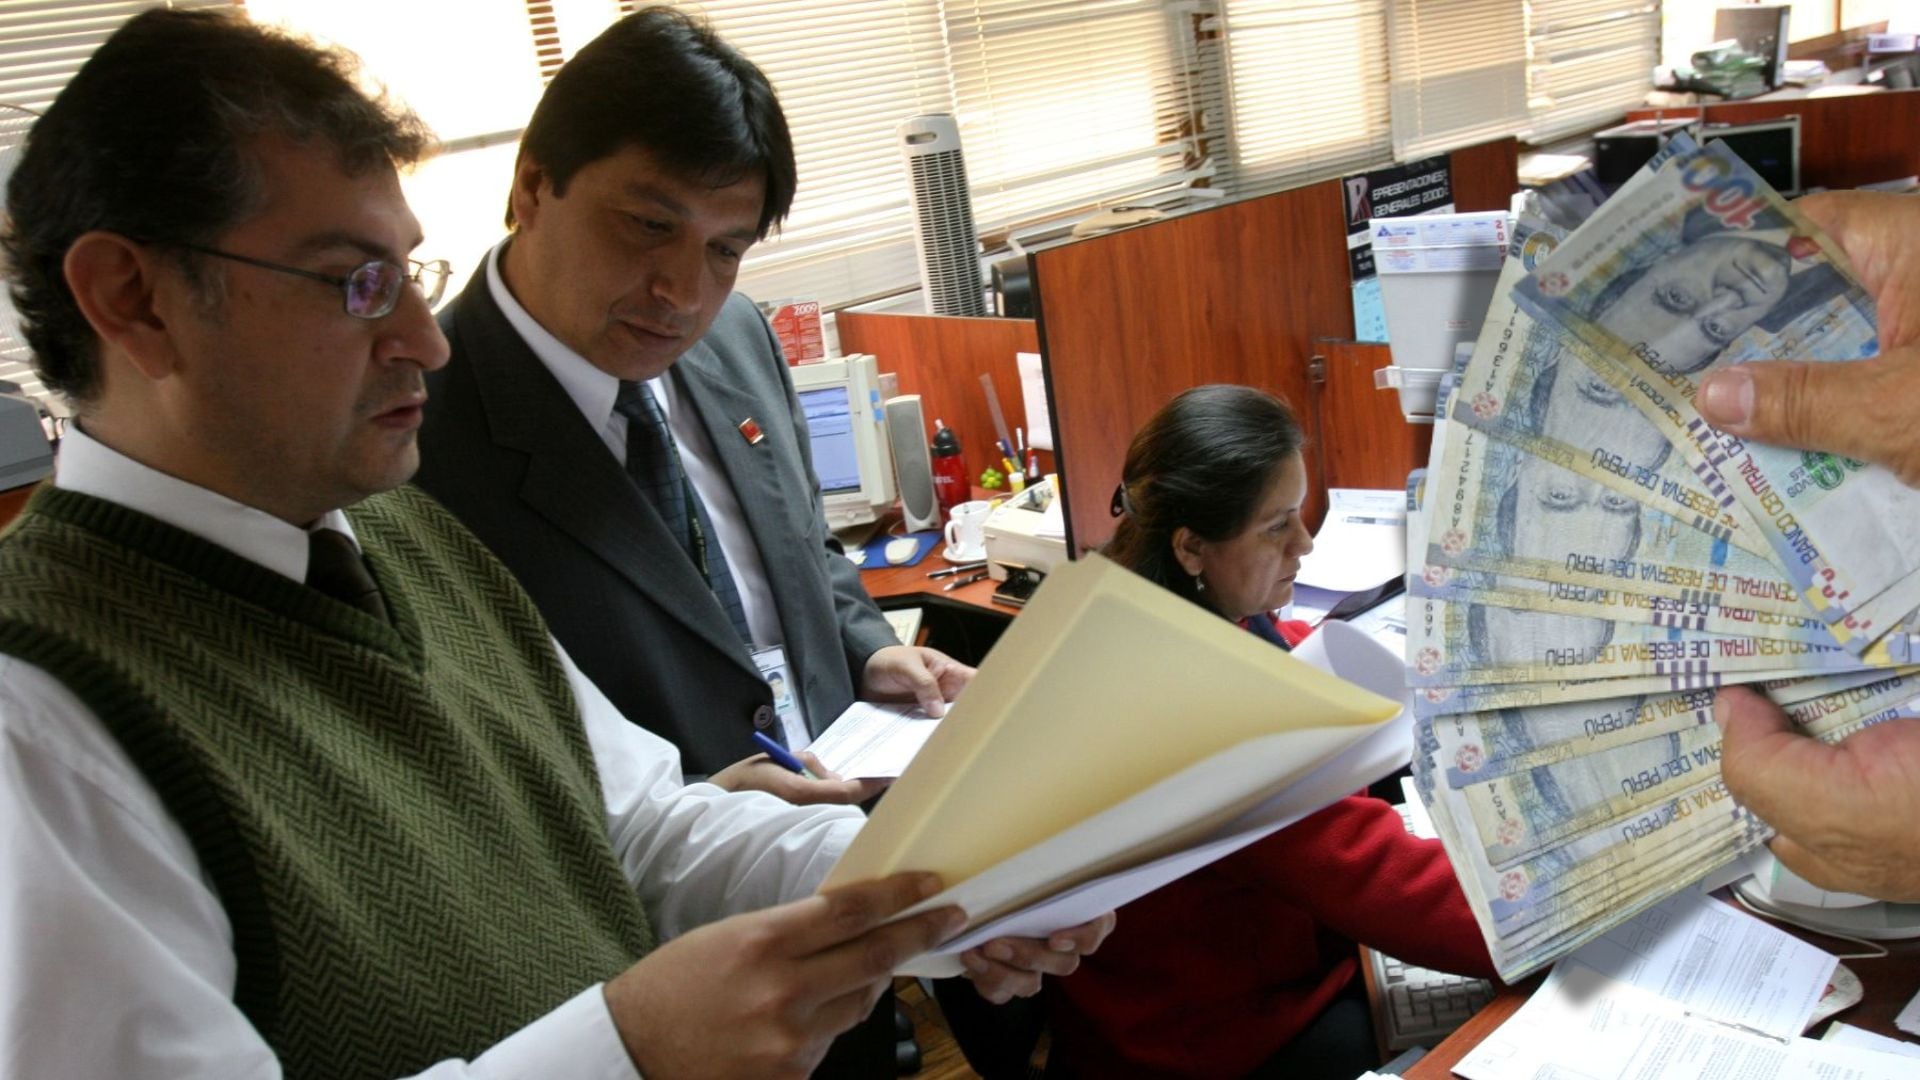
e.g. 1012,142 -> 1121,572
1449,226 -> 1763,552
1514,140 -> 1920,651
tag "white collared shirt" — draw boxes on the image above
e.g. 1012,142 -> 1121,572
486,246 -> 783,648
0,426 -> 863,1079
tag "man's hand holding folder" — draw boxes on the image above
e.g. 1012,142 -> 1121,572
822,555 -> 1408,976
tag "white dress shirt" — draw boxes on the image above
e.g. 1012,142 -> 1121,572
0,426 -> 864,1079
486,246 -> 784,648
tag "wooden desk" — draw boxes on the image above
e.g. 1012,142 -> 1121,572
858,541 -> 1018,668
1404,926 -> 1920,1078
860,544 -> 1004,614
0,483 -> 32,531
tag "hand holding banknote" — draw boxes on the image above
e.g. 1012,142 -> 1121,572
1697,190 -> 1920,900
1697,191 -> 1920,485
1715,685 -> 1920,900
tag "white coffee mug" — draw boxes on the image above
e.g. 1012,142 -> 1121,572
943,499 -> 992,561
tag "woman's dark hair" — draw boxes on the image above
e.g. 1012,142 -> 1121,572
1103,384 -> 1306,609
2,9 -> 431,406
511,6 -> 795,240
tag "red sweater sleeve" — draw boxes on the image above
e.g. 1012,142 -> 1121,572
1218,794 -> 1498,979
1270,618 -> 1492,974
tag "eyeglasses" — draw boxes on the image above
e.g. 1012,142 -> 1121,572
166,241 -> 449,319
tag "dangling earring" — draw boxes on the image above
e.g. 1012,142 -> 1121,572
1193,573 -> 1206,593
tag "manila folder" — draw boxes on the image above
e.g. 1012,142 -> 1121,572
822,553 -> 1401,926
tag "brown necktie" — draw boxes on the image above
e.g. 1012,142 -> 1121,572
306,528 -> 391,624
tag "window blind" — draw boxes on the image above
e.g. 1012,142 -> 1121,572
1527,0 -> 1657,143
1387,0 -> 1530,159
0,0 -> 225,114
676,0 -> 953,308
1218,0 -> 1393,197
941,0 -> 1212,238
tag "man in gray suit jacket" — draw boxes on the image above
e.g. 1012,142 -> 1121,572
414,13 -> 1006,1074
415,9 -> 974,793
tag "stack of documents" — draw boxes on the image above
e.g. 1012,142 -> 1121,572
1457,890 -> 1920,1078
824,554 -> 1410,976
1406,133 -> 1920,981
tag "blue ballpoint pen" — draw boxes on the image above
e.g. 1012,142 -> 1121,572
752,730 -> 817,779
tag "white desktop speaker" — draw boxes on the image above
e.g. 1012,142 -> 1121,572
885,394 -> 942,531
900,114 -> 987,317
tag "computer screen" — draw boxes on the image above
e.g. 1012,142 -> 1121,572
799,385 -> 862,494
791,354 -> 896,529
1707,117 -> 1800,197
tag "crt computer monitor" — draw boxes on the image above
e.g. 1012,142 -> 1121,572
1705,116 -> 1801,197
791,353 -> 896,530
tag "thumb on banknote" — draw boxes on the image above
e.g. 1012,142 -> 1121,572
1716,685 -> 1920,901
1697,351 -> 1920,488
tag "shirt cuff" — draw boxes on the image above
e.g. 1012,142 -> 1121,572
471,984 -> 638,1080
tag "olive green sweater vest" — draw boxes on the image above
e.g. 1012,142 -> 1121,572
0,484 -> 654,1079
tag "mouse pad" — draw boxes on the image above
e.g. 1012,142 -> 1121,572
858,530 -> 941,569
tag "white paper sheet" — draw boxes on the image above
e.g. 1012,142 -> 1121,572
804,701 -> 940,779
1896,984 -> 1920,1036
1566,890 -> 1837,1041
1296,488 -> 1406,592
1016,351 -> 1051,451
1824,1022 -> 1920,1060
1458,962 -> 1915,1080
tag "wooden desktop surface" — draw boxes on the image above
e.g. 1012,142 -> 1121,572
1403,924 -> 1920,1079
859,541 -> 1004,613
0,482 -> 32,530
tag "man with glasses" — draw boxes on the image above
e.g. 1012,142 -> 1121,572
0,10 -> 1105,1078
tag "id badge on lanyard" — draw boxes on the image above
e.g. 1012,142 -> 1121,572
750,644 -> 810,750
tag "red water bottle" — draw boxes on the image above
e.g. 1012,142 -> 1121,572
930,419 -> 968,517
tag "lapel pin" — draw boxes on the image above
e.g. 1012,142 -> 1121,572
738,417 -> 766,445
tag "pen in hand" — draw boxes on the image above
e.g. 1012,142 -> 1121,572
752,730 -> 818,779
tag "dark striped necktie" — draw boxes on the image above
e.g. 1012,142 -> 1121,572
613,379 -> 753,645
306,527 -> 391,624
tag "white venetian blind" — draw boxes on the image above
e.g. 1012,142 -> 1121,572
1386,0 -> 1530,159
684,1 -> 952,308
0,0 -> 227,114
1218,0 -> 1393,197
1526,0 -> 1656,143
941,0 -> 1210,236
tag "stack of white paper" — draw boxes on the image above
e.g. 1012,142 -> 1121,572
822,555 -> 1410,977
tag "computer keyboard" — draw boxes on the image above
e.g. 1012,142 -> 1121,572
1366,792 -> 1493,1052
1367,950 -> 1495,1052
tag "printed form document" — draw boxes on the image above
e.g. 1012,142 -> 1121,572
1458,891 -> 1920,1079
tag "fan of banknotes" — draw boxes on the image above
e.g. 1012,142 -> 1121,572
1405,133 -> 1920,982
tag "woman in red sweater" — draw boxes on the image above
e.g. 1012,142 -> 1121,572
1046,385 -> 1496,1078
